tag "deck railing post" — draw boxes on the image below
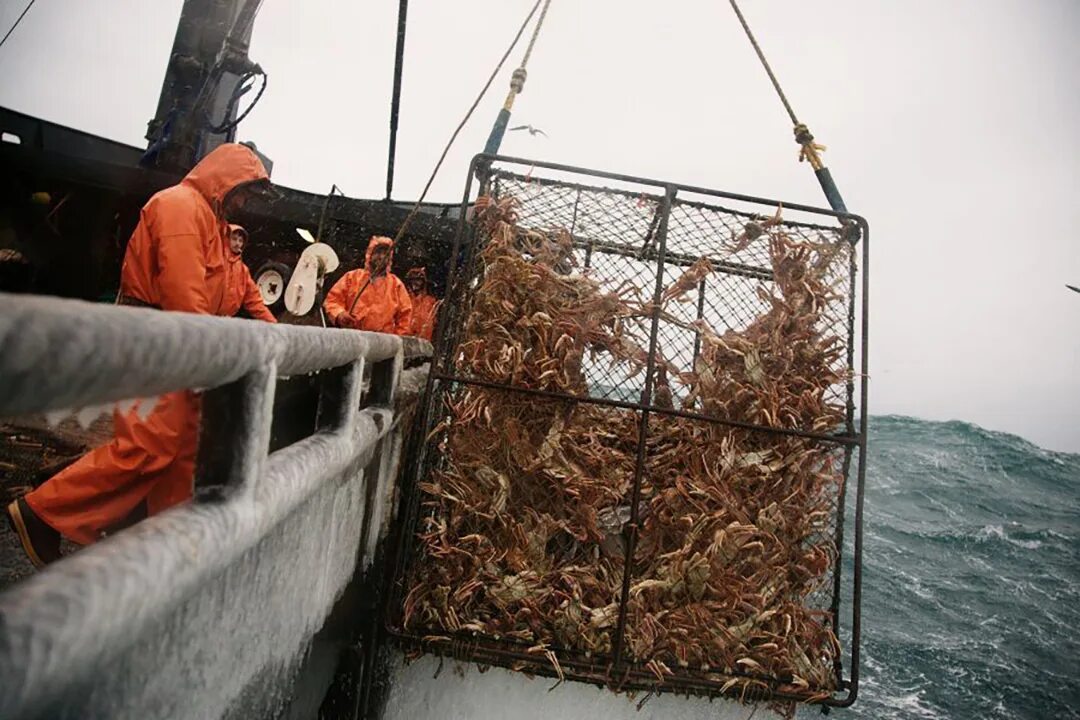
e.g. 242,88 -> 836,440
194,361 -> 276,502
316,359 -> 366,433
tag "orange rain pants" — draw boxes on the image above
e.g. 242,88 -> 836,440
27,392 -> 200,544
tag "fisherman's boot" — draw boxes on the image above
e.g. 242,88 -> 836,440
6,498 -> 61,568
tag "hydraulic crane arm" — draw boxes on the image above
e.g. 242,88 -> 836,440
144,0 -> 268,173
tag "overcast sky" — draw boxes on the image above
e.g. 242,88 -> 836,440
0,0 -> 1077,452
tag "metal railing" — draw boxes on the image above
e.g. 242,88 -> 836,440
0,294 -> 431,720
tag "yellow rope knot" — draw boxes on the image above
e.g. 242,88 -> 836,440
794,123 -> 827,170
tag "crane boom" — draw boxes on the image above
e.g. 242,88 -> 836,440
144,0 -> 266,173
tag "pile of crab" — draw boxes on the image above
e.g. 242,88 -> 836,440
402,193 -> 853,703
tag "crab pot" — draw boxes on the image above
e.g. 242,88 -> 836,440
388,155 -> 869,707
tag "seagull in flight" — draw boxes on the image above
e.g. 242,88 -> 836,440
509,124 -> 548,138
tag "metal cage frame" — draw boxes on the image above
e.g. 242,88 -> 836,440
388,154 -> 869,707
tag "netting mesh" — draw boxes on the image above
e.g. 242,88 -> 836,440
392,162 -> 865,704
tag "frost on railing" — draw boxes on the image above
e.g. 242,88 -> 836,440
0,294 -> 431,720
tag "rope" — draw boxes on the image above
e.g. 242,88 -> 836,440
0,0 -> 37,51
520,0 -> 553,70
727,0 -> 797,126
727,0 -> 848,212
501,0 -> 553,110
392,0 -> 545,245
727,0 -> 825,168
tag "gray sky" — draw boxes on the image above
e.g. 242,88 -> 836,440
1,0 -> 1077,452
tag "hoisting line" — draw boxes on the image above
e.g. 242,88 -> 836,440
483,0 -> 554,155
727,0 -> 848,214
391,0 -> 546,245
0,0 -> 37,51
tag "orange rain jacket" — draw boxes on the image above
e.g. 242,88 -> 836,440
26,144 -> 271,545
323,236 -> 412,335
405,268 -> 439,341
222,224 -> 276,322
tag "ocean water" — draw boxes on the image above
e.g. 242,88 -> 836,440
839,416 -> 1080,719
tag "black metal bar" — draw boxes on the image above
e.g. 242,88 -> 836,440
691,275 -> 708,366
820,215 -> 870,708
432,171 -> 480,366
567,234 -> 773,280
431,371 -> 858,447
845,234 -> 860,436
315,183 -> 340,244
831,445 -> 853,685
421,161 -> 476,446
493,167 -> 841,234
436,168 -> 490,372
385,156 -> 482,620
385,0 -> 409,200
830,237 -> 862,683
611,185 -> 675,668
838,215 -> 871,707
477,153 -> 858,222
637,202 -> 663,257
569,187 -> 582,236
571,189 -> 589,268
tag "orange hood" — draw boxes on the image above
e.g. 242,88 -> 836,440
226,223 -> 248,262
405,266 -> 428,291
365,236 -> 395,273
183,144 -> 269,215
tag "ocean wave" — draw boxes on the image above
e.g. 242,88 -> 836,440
885,691 -> 946,720
870,522 -> 1071,551
842,416 -> 1080,719
883,417 -> 1079,467
974,524 -> 1042,550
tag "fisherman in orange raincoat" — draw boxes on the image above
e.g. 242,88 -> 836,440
405,267 -> 439,341
6,143 -> 272,567
224,224 -> 276,322
323,236 -> 412,335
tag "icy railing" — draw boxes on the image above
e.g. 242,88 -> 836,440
0,294 -> 431,720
